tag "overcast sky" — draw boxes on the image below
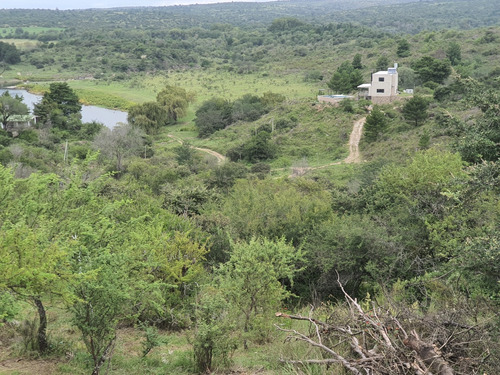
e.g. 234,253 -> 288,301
1,0 -> 274,10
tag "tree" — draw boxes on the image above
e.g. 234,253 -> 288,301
0,41 -> 21,64
43,82 -> 81,117
398,67 -> 416,90
363,105 -> 387,142
242,131 -> 276,163
231,94 -> 266,122
93,123 -> 145,171
396,38 -> 410,57
0,167 -> 73,353
217,237 -> 304,349
0,91 -> 29,131
34,82 -> 82,129
402,96 -> 429,126
351,53 -> 363,70
375,55 -> 390,71
412,56 -> 451,84
446,42 -> 462,66
195,97 -> 233,138
328,61 -> 363,94
156,85 -> 194,123
128,101 -> 169,134
71,252 -> 130,375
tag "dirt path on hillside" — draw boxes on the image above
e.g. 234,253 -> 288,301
343,117 -> 365,164
166,134 -> 226,164
165,115 -> 364,171
284,116 -> 366,177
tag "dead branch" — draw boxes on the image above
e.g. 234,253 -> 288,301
275,324 -> 365,375
404,331 -> 454,375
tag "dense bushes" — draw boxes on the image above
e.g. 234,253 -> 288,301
195,92 -> 284,138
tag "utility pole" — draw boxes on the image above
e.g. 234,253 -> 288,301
64,140 -> 68,163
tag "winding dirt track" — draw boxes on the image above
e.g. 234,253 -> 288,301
168,113 -> 365,170
167,134 -> 227,164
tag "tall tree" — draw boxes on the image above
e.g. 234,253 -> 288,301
446,42 -> 462,66
34,82 -> 82,129
156,85 -> 194,123
0,41 -> 21,64
0,167 -> 73,353
217,237 -> 303,349
375,55 -> 390,71
413,56 -> 451,84
352,53 -> 363,70
128,101 -> 168,134
396,38 -> 411,57
402,96 -> 429,126
363,105 -> 387,142
328,61 -> 363,94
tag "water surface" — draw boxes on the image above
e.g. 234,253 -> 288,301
0,89 -> 127,128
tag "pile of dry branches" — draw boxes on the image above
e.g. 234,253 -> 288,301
276,278 -> 497,374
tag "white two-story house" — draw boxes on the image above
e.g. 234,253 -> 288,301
358,64 -> 398,104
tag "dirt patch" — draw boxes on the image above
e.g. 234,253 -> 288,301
0,355 -> 60,375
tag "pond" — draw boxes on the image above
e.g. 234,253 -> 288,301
0,88 -> 128,129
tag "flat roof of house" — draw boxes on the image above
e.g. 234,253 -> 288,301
357,83 -> 371,89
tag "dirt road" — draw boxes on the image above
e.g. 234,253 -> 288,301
343,117 -> 365,164
167,134 -> 226,164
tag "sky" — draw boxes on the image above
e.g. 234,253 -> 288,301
1,0 -> 274,10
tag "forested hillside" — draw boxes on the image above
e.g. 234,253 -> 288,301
0,0 -> 499,374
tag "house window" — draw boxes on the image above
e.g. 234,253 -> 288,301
378,77 -> 385,82
377,89 -> 385,93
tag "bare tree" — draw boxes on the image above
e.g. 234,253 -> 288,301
93,123 -> 145,171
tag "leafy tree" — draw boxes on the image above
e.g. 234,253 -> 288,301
363,105 -> 387,142
375,55 -> 390,71
402,96 -> 429,126
243,131 -> 276,163
128,101 -> 169,134
0,91 -> 29,131
217,237 -> 304,348
0,41 -> 21,64
396,38 -> 411,57
369,149 -> 467,268
0,167 -> 74,353
327,61 -> 363,94
398,66 -> 416,90
412,56 -> 451,84
34,82 -> 82,129
71,252 -> 130,375
156,85 -> 194,123
42,82 -> 81,117
195,97 -> 233,138
231,94 -> 266,122
268,17 -> 307,32
193,285 -> 236,373
446,42 -> 462,66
